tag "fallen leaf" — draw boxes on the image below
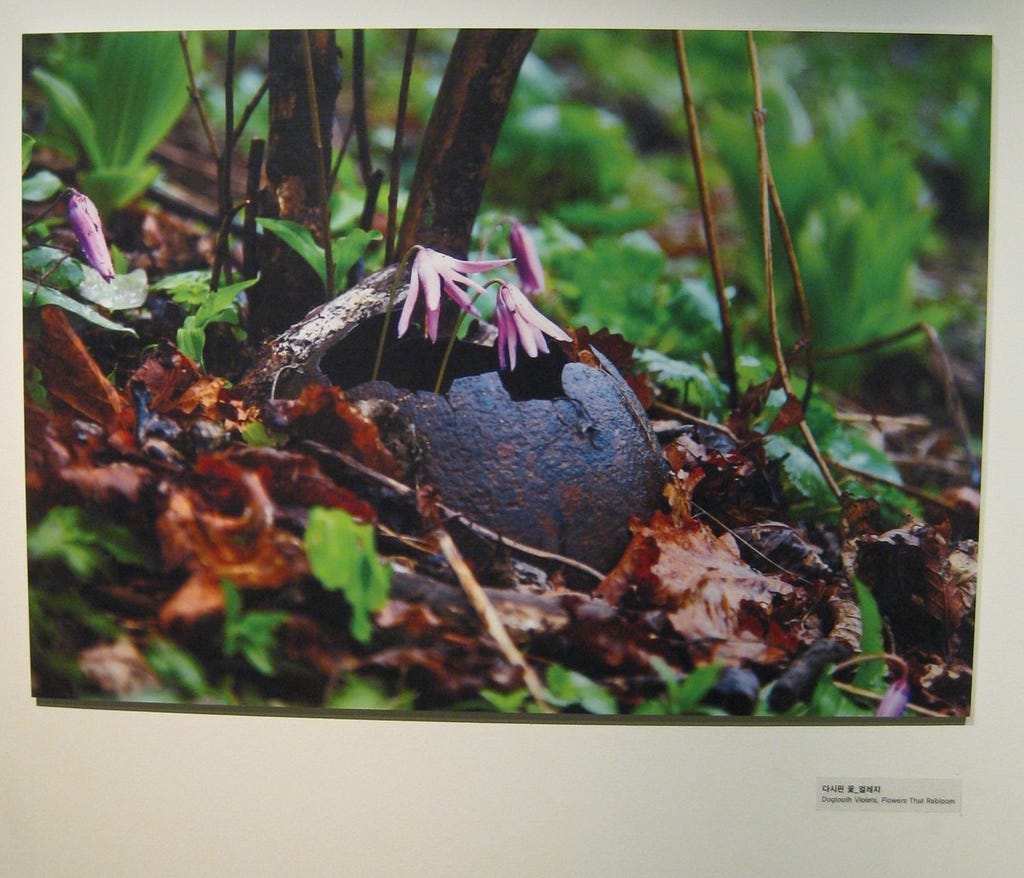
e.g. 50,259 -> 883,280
79,638 -> 159,696
597,511 -> 806,666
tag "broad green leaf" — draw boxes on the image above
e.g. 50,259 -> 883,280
79,165 -> 162,214
23,279 -> 136,335
259,219 -> 381,295
257,218 -> 327,284
23,246 -> 84,291
79,266 -> 149,310
304,507 -> 391,644
92,32 -> 196,169
853,577 -> 887,689
22,169 -> 64,202
31,68 -> 101,165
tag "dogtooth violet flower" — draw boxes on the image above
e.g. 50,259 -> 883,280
875,675 -> 911,718
397,248 -> 514,342
508,220 -> 545,294
495,281 -> 571,371
66,188 -> 115,282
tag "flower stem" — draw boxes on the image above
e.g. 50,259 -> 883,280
433,288 -> 486,394
371,247 -> 419,382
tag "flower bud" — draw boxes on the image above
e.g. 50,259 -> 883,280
66,188 -> 115,282
508,220 -> 545,294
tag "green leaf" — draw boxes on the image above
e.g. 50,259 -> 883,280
258,219 -> 380,295
330,228 -> 383,292
91,32 -> 196,169
28,506 -> 152,581
257,218 -> 327,284
304,507 -> 391,644
145,638 -> 210,698
22,169 -> 64,202
79,165 -> 162,214
23,246 -> 84,290
240,421 -> 285,448
24,280 -> 137,336
31,67 -> 102,165
479,688 -> 532,713
544,664 -> 618,715
193,276 -> 258,328
853,577 -> 887,690
325,674 -> 417,711
648,657 -> 723,715
220,582 -> 288,676
175,319 -> 207,366
22,133 -> 34,175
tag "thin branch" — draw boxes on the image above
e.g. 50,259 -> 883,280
300,30 -> 335,299
435,528 -> 553,712
746,32 -> 841,500
179,32 -> 220,164
673,31 -> 738,409
242,137 -> 265,279
386,29 -> 418,264
819,322 -> 925,359
232,75 -> 270,145
767,172 -> 816,410
351,30 -> 374,185
210,31 -> 237,290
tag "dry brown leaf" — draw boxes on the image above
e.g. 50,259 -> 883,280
597,512 -> 803,666
79,638 -> 159,696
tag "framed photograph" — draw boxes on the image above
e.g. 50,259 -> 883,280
5,2 -> 1022,875
21,26 -> 986,722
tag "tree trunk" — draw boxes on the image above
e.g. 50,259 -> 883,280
250,30 -> 343,339
398,29 -> 537,259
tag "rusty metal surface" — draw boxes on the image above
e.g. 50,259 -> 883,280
351,360 -> 667,572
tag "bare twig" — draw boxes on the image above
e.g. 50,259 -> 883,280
386,29 -> 418,264
232,75 -> 270,145
242,137 -> 265,279
746,32 -> 841,499
351,30 -> 375,185
673,31 -> 738,409
179,32 -> 221,164
210,31 -> 237,290
767,173 -> 816,410
436,528 -> 553,711
301,30 -> 335,299
822,321 -> 977,481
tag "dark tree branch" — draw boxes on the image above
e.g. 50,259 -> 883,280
398,29 -> 537,259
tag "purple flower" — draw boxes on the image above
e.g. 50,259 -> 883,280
875,676 -> 911,718
397,248 -> 513,341
508,220 -> 545,294
66,188 -> 115,282
495,282 -> 571,370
